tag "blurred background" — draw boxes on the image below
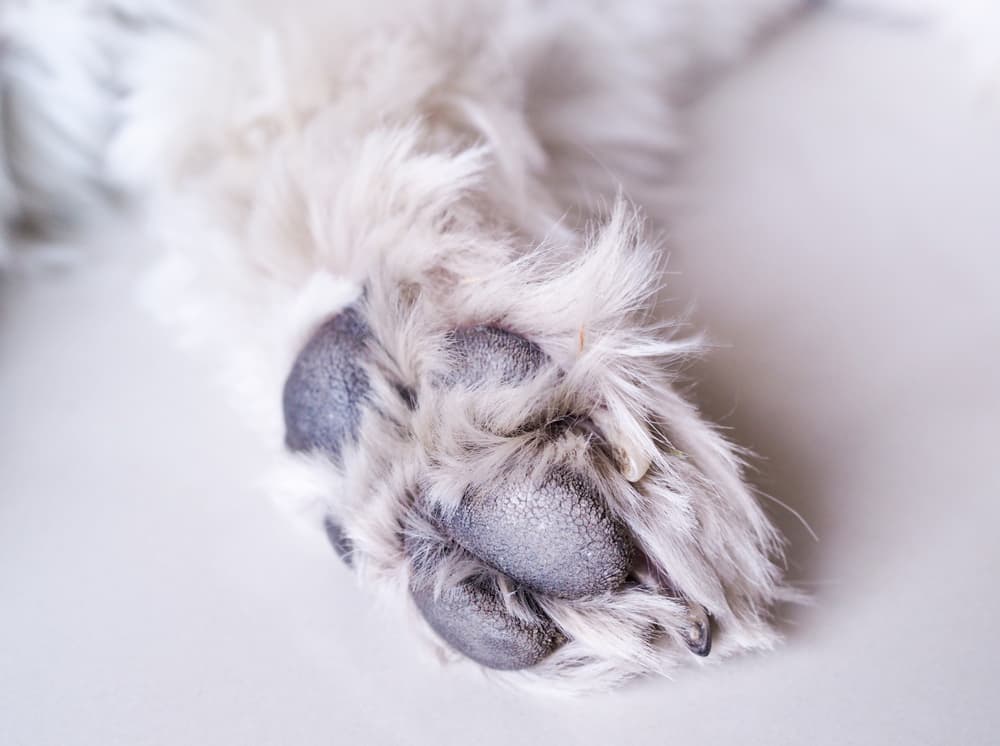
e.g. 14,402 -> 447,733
2,4 -> 999,745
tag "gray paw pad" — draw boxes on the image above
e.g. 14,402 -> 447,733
440,467 -> 634,599
282,305 -> 370,460
442,325 -> 548,387
411,578 -> 564,670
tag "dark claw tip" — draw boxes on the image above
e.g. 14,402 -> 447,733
683,605 -> 713,657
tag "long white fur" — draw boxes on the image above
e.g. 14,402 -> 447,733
1,0 -> 839,692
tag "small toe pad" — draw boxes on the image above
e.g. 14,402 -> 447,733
283,305 -> 371,461
411,578 -> 564,670
441,325 -> 548,387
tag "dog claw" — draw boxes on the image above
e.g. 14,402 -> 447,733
615,446 -> 651,483
591,409 -> 652,482
683,602 -> 712,657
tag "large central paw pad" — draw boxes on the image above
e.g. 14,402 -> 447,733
439,468 -> 633,599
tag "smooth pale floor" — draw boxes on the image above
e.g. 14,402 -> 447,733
2,10 -> 998,746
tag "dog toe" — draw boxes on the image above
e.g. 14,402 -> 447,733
440,325 -> 548,387
282,305 -> 371,461
411,576 -> 564,670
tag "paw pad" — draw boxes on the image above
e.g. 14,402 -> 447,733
282,306 -> 370,461
439,467 -> 633,599
441,325 -> 548,387
411,576 -> 565,670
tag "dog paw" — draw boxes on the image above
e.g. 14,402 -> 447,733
278,222 -> 785,690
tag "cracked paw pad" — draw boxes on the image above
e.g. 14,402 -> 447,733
440,325 -> 548,387
411,576 -> 564,670
439,467 -> 634,599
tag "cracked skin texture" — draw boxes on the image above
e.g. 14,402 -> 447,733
411,579 -> 565,670
441,467 -> 634,599
443,325 -> 548,386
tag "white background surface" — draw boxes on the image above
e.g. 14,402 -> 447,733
2,9 -> 999,745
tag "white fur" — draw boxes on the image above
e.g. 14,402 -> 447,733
0,1 -> 120,258
3,0 -> 815,691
